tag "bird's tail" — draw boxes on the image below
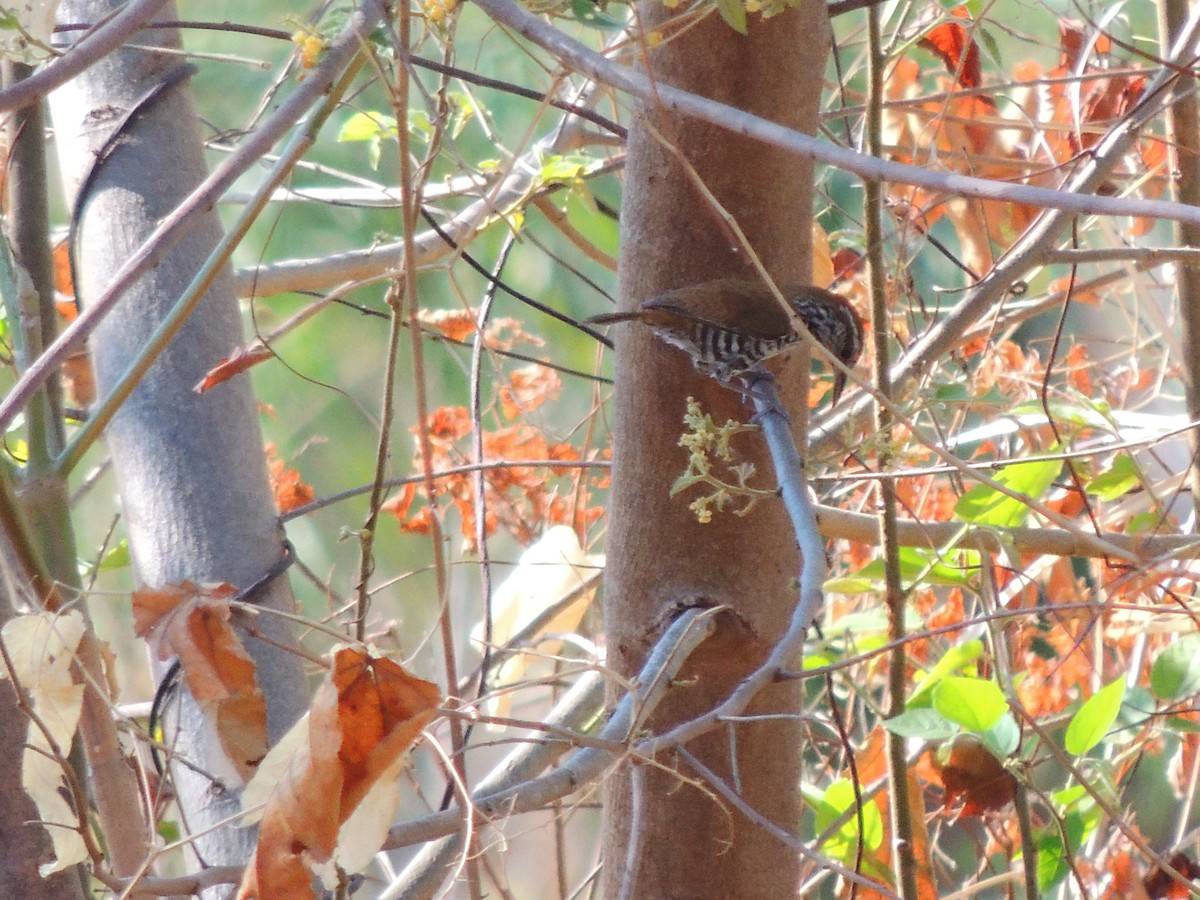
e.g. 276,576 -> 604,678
586,310 -> 642,325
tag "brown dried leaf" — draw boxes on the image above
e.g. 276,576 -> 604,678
934,734 -> 1016,816
132,582 -> 267,782
237,649 -> 441,900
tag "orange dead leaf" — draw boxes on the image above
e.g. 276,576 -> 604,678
62,349 -> 95,409
499,364 -> 561,419
919,7 -> 983,91
132,581 -> 267,783
934,734 -> 1016,816
419,308 -> 543,352
381,482 -> 418,521
831,247 -> 864,284
1106,850 -> 1153,900
812,223 -> 834,289
420,307 -> 477,343
388,405 -> 605,550
52,239 -> 74,301
266,443 -> 315,513
1058,20 -> 1111,72
237,648 -> 441,900
194,346 -> 275,394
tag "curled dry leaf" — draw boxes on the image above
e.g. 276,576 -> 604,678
934,734 -> 1017,817
419,307 -> 543,351
236,648 -> 441,900
194,346 -> 275,394
382,405 -> 605,550
132,581 -> 267,784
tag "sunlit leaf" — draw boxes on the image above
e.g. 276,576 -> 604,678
1150,634 -> 1200,701
810,779 -> 883,860
1086,455 -> 1141,502
1065,678 -> 1125,755
933,676 -> 1008,732
909,639 -> 985,707
237,648 -> 441,900
884,708 -> 959,741
715,0 -> 747,33
955,457 -> 1061,527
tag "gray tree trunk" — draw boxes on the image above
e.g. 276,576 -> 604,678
49,0 -> 308,879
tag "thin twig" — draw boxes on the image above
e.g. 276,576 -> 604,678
865,7 -> 918,896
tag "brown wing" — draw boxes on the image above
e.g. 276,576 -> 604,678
642,278 -> 794,338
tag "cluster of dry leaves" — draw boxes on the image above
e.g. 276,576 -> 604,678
380,308 -> 607,549
131,581 -> 442,899
886,7 -> 1163,276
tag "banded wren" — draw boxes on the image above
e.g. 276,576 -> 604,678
590,278 -> 865,404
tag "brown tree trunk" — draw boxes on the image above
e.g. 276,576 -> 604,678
602,5 -> 830,898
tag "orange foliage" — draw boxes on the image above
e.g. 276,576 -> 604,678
382,405 -> 604,550
1016,623 -> 1094,717
499,364 -> 560,419
266,443 -> 315,513
419,308 -> 542,351
894,472 -> 959,522
1070,343 -> 1099,393
886,11 -> 1160,274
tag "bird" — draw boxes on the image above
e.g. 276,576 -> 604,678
589,278 -> 865,404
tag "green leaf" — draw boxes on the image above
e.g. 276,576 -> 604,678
539,153 -> 603,184
955,456 -> 1062,527
980,712 -> 1020,758
93,540 -> 130,573
909,639 -> 985,707
823,607 -> 924,641
884,708 -> 959,741
1150,633 -> 1200,700
1009,400 -> 1112,429
849,546 -> 978,589
445,92 -> 475,140
337,110 -> 398,143
1085,455 -> 1140,501
823,575 -> 875,594
1064,678 -> 1125,755
810,779 -> 883,861
933,676 -> 1009,732
1036,811 -> 1084,891
1167,715 -> 1200,734
716,0 -> 747,34
1115,685 -> 1153,732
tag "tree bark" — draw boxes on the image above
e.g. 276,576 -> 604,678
49,0 -> 308,881
602,6 -> 830,898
